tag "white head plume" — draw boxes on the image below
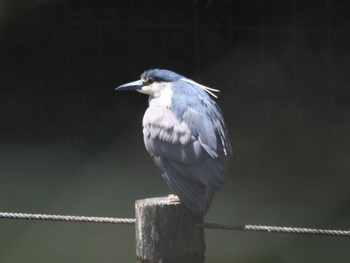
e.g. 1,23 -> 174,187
181,78 -> 220,99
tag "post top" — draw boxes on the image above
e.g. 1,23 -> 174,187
135,196 -> 181,208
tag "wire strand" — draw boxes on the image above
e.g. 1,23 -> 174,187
0,212 -> 135,225
1,212 -> 349,237
203,222 -> 350,237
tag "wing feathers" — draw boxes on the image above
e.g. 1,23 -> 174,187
154,156 -> 206,215
142,91 -> 231,214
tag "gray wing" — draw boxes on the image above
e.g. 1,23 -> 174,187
142,103 -> 231,215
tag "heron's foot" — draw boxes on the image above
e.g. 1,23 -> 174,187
167,194 -> 180,202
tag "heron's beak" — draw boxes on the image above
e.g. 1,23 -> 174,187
115,80 -> 143,91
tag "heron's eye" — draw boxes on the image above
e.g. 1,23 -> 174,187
143,77 -> 155,85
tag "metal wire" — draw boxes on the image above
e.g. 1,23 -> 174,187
0,212 -> 135,225
203,223 -> 350,237
1,211 -> 349,237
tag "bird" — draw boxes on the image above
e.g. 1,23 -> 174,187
116,69 -> 232,215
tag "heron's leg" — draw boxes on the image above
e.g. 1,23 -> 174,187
167,194 -> 180,202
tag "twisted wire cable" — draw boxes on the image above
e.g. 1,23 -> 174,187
203,222 -> 350,237
0,212 -> 135,224
1,212 -> 349,237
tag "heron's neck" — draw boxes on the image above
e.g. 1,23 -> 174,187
148,85 -> 173,109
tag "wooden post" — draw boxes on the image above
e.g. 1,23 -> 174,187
135,197 -> 205,263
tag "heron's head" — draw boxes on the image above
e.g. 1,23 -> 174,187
116,69 -> 182,95
116,69 -> 220,98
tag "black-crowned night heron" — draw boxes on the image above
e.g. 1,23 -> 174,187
116,69 -> 232,215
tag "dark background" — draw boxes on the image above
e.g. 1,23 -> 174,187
1,0 -> 350,262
